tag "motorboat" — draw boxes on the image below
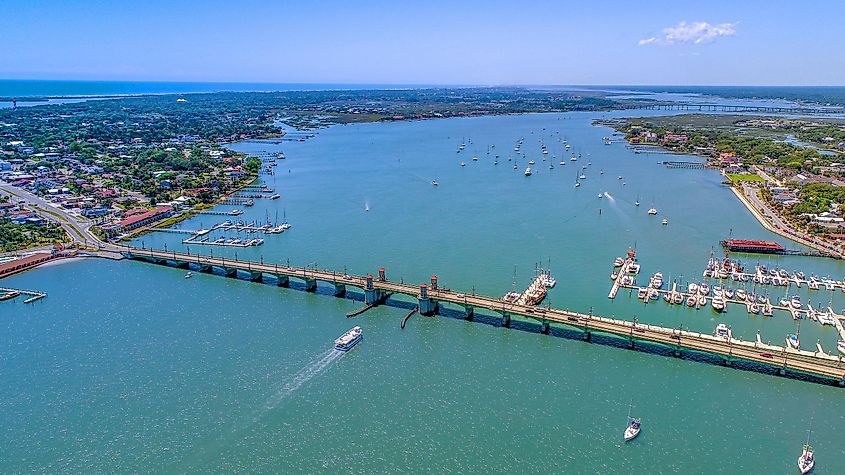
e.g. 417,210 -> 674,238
335,326 -> 363,352
714,323 -> 731,339
650,272 -> 663,289
647,207 -> 657,215
184,271 -> 193,279
524,167 -> 532,176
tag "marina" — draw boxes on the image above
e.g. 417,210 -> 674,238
609,249 -> 845,350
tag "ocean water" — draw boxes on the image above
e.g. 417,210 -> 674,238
0,80 -> 441,98
3,110 -> 845,472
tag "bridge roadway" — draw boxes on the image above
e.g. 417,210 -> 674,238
126,247 -> 845,384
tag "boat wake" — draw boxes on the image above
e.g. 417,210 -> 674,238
603,191 -> 614,201
264,349 -> 343,410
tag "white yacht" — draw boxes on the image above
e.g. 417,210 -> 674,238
651,272 -> 663,289
460,161 -> 466,167
787,333 -> 800,350
335,326 -> 363,352
184,271 -> 193,279
524,167 -> 532,176
647,207 -> 658,215
714,323 -> 731,339
528,160 -> 535,165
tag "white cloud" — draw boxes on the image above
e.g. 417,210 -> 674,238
639,21 -> 736,46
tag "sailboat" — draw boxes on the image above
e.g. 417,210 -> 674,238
635,193 -> 640,207
432,173 -> 438,187
365,203 -> 370,212
624,403 -> 641,441
787,320 -> 801,350
798,426 -> 815,474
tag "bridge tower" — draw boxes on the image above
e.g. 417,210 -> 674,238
418,283 -> 437,316
364,274 -> 383,305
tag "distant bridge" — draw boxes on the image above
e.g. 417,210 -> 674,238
641,103 -> 843,115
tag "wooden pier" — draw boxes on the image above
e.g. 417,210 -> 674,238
196,209 -> 243,217
663,161 -> 706,169
124,246 -> 845,386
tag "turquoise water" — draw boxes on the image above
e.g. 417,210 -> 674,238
4,111 -> 845,472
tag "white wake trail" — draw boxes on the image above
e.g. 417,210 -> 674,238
264,349 -> 343,410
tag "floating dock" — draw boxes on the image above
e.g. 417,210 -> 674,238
0,286 -> 46,303
181,236 -> 264,247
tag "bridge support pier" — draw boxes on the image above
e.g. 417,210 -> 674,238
224,268 -> 238,278
628,339 -> 635,349
418,283 -> 437,316
583,331 -> 592,342
501,312 -> 511,328
304,278 -> 317,292
334,283 -> 346,297
276,275 -> 289,287
199,264 -> 213,273
464,306 -> 474,320
419,299 -> 437,316
839,378 -> 845,387
250,271 -> 263,282
364,288 -> 383,304
541,321 -> 550,334
778,367 -> 786,376
176,261 -> 190,269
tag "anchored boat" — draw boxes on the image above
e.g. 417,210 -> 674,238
624,403 -> 641,442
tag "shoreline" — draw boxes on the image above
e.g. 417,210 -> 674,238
728,183 -> 845,259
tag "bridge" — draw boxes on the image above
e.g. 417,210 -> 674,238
124,246 -> 845,386
639,103 -> 844,115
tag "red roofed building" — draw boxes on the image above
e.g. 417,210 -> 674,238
116,206 -> 173,233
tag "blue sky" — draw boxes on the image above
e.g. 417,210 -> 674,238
1,0 -> 841,85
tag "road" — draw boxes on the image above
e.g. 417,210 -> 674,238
735,182 -> 845,258
0,181 -> 118,251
